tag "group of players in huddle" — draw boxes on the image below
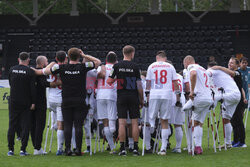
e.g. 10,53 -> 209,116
45,46 -> 247,156
7,45 -> 248,156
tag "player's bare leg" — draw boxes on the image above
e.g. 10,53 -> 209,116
118,119 -> 127,156
131,118 -> 139,156
127,123 -> 134,151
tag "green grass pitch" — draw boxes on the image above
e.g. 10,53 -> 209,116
0,107 -> 249,167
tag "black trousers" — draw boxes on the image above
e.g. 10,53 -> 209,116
231,102 -> 245,144
62,104 -> 88,151
30,105 -> 46,150
8,103 -> 31,152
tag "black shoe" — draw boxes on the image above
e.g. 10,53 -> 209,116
106,144 -> 111,151
74,148 -> 82,156
72,148 -> 77,155
118,150 -> 127,156
145,149 -> 153,154
129,148 -> 133,153
65,148 -> 72,156
133,149 -> 140,156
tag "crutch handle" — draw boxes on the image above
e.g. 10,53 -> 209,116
218,87 -> 224,93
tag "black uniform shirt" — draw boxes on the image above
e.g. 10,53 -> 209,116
109,60 -> 141,97
35,67 -> 50,107
51,62 -> 95,106
8,65 -> 36,107
233,70 -> 243,103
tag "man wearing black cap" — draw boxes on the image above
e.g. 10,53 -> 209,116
7,52 -> 36,156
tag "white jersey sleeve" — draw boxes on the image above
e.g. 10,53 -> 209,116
183,69 -> 189,84
171,66 -> 178,81
172,74 -> 185,105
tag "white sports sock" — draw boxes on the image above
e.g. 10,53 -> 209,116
57,130 -> 64,151
194,126 -> 203,147
225,123 -> 232,144
145,126 -> 151,150
160,129 -> 169,151
128,137 -> 134,149
104,127 -> 115,150
71,126 -> 76,149
84,121 -> 90,147
188,127 -> 192,149
175,127 -> 183,149
50,112 -> 56,130
109,120 -> 116,134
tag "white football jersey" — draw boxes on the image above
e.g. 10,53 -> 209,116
96,64 -> 117,101
183,69 -> 190,84
207,69 -> 239,93
172,73 -> 185,106
86,69 -> 97,90
146,61 -> 178,99
141,78 -> 147,100
187,64 -> 211,99
47,74 -> 62,104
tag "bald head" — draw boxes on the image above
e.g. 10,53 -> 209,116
36,56 -> 48,68
183,55 -> 195,69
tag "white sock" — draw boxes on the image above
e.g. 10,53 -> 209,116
194,126 -> 203,147
225,123 -> 232,144
128,137 -> 134,149
145,126 -> 151,150
50,112 -> 55,129
175,127 -> 183,149
160,129 -> 169,151
188,127 -> 192,149
104,127 -> 115,150
71,126 -> 76,149
84,122 -> 90,147
85,138 -> 90,147
57,130 -> 64,151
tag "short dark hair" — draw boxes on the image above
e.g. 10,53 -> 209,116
240,56 -> 248,63
123,45 -> 135,56
56,51 -> 67,63
156,50 -> 166,58
208,61 -> 218,67
106,51 -> 117,63
230,56 -> 239,65
19,52 -> 30,61
68,48 -> 80,61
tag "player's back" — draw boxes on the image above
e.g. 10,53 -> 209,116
207,69 -> 238,92
9,64 -> 35,105
47,74 -> 62,103
187,64 -> 211,99
146,61 -> 177,99
97,63 -> 117,100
